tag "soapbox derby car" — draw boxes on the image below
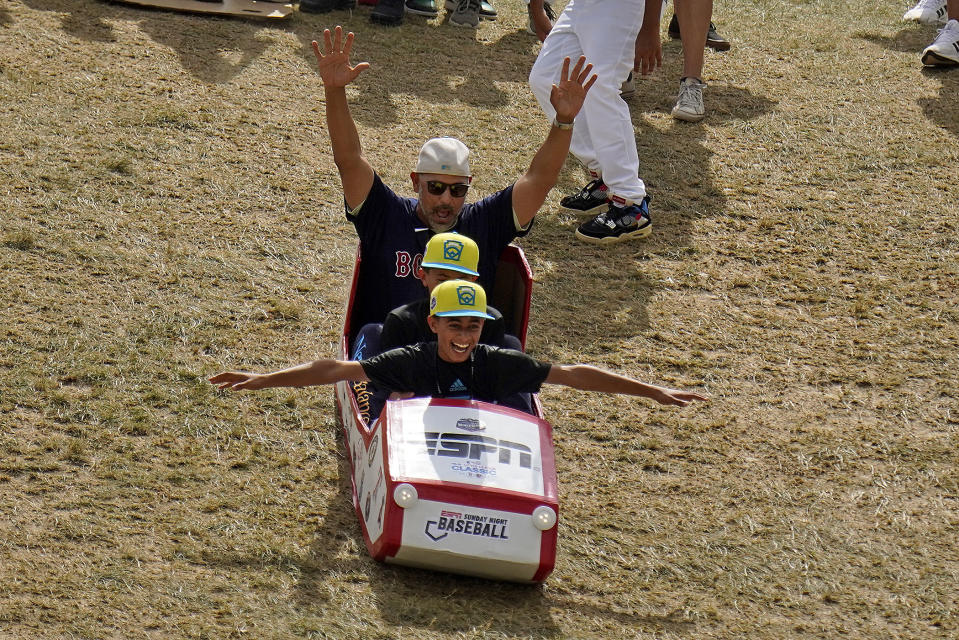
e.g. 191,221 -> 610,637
333,244 -> 559,583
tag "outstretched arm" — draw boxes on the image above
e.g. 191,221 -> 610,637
209,359 -> 368,391
312,26 -> 375,210
545,364 -> 708,406
512,55 -> 596,227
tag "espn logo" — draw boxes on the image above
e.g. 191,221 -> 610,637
424,433 -> 532,469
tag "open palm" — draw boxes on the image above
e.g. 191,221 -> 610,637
208,371 -> 265,391
549,55 -> 596,123
312,26 -> 370,89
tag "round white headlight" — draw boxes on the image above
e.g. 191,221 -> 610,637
532,505 -> 557,531
393,483 -> 418,508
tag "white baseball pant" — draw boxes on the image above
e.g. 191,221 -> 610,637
529,0 -> 648,204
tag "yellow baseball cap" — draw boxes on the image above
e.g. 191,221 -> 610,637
421,233 -> 480,277
429,280 -> 494,319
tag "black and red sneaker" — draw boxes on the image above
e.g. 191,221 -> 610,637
575,197 -> 652,245
560,178 -> 609,216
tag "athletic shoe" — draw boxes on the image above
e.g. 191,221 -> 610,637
300,0 -> 355,12
446,0 -> 494,19
922,19 -> 959,65
667,14 -> 731,52
671,77 -> 706,122
620,72 -> 635,100
479,0 -> 496,20
560,178 -> 609,216
407,0 -> 438,17
903,0 -> 949,25
450,0 -> 479,27
526,0 -> 555,35
371,0 -> 404,24
575,199 -> 652,245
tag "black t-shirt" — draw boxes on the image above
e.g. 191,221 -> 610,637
360,343 -> 551,403
379,298 -> 507,353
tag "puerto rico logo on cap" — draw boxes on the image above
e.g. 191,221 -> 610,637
443,239 -> 464,262
456,285 -> 476,307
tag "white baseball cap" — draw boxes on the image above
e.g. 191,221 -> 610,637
415,137 -> 471,177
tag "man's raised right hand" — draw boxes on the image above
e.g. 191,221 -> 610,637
312,26 -> 370,89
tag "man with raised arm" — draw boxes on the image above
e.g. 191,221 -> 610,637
313,26 -> 596,325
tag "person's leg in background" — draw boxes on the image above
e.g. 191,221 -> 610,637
670,0 -> 711,122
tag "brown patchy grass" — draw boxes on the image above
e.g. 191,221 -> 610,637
1,0 -> 957,638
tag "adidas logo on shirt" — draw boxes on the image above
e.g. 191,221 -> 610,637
449,378 -> 468,393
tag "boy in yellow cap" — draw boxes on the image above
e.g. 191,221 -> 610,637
353,232 -> 517,419
379,232 -> 511,353
210,281 -> 707,413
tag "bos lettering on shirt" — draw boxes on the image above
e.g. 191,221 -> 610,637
346,173 -> 525,326
394,251 -> 424,278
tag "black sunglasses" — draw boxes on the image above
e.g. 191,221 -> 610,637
425,180 -> 470,198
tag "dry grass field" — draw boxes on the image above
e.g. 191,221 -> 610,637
2,0 -> 958,637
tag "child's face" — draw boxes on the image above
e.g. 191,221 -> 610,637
427,316 -> 484,363
418,267 -> 476,292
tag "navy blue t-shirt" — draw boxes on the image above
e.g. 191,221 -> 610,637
346,173 -> 530,326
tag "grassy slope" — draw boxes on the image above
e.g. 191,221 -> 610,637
1,0 -> 957,638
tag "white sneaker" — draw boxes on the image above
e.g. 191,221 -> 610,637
903,0 -> 948,25
671,77 -> 706,122
922,19 -> 959,66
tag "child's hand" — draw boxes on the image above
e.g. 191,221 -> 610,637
633,28 -> 662,76
549,56 -> 596,124
651,386 -> 709,407
209,371 -> 267,391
